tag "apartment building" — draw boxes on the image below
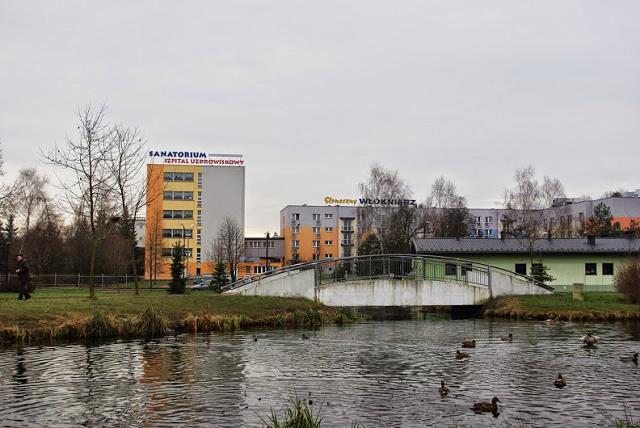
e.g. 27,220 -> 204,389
145,151 -> 245,279
239,235 -> 285,277
280,205 -> 358,262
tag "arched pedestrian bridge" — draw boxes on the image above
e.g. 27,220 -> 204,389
222,255 -> 553,306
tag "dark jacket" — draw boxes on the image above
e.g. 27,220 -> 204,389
16,258 -> 30,282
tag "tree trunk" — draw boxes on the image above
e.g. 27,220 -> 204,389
89,238 -> 98,299
130,237 -> 139,296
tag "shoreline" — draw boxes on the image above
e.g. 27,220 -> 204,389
484,292 -> 640,321
0,289 -> 357,344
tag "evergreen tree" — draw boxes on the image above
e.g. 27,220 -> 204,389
168,243 -> 186,294
357,233 -> 383,256
586,202 -> 622,237
3,215 -> 18,242
211,261 -> 229,292
530,264 -> 555,284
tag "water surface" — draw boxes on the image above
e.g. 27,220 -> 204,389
1,319 -> 639,427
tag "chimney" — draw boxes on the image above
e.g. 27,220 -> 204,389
587,235 -> 596,246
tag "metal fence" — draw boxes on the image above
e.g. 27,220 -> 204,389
3,274 -> 146,288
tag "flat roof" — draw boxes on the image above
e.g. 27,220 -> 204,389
413,237 -> 640,255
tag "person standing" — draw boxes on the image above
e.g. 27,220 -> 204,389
15,254 -> 31,300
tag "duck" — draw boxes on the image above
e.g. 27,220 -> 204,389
501,333 -> 513,341
471,397 -> 500,413
544,319 -> 556,325
462,339 -> 476,348
553,373 -> 566,388
438,381 -> 449,397
619,352 -> 639,364
580,331 -> 600,347
456,350 -> 470,359
252,335 -> 258,342
301,333 -> 310,340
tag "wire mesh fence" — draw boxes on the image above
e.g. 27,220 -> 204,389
2,274 -> 148,288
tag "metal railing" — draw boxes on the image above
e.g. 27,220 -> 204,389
222,254 -> 552,292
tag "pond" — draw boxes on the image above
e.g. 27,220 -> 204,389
1,318 -> 639,427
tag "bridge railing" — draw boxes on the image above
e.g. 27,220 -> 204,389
222,254 -> 551,292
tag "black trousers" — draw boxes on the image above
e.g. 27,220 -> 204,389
18,280 -> 30,298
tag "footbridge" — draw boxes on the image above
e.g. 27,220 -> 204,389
222,255 -> 552,307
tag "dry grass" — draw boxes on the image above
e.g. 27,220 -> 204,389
485,292 -> 640,321
0,289 -> 356,343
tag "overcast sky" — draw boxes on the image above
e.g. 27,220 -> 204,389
1,1 -> 639,235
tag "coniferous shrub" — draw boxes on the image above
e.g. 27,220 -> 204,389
211,261 -> 229,292
615,257 -> 640,304
168,243 -> 186,294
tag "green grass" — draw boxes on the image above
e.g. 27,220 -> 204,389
0,288 -> 350,342
486,292 -> 640,320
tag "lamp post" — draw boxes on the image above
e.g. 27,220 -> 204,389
265,232 -> 270,272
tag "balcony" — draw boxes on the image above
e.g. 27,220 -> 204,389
341,227 -> 354,233
341,240 -> 354,246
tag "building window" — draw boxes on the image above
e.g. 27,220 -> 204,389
445,263 -> 457,276
325,240 -> 333,245
324,253 -> 333,258
312,240 -> 320,248
325,227 -> 333,232
162,229 -> 193,238
484,229 -> 492,238
197,229 -> 202,245
245,266 -> 251,273
292,225 -> 300,234
324,213 -> 333,219
161,248 -> 174,257
163,210 -> 194,219
312,254 -> 320,260
603,263 -> 614,276
292,213 -> 300,221
163,191 -> 194,201
197,173 -> 202,187
585,263 -> 597,276
515,263 -> 527,275
292,240 -> 300,248
475,216 -> 481,226
197,210 -> 202,226
164,172 -> 194,182
197,191 -> 202,208
313,213 -> 320,221
313,227 -> 321,235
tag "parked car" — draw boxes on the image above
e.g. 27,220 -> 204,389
191,280 -> 212,290
192,275 -> 213,285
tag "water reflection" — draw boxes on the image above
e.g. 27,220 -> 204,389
0,319 -> 639,426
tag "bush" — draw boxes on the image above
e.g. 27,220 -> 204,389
615,258 -> 640,304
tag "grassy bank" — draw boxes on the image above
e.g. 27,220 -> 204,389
485,292 -> 640,321
0,289 -> 357,344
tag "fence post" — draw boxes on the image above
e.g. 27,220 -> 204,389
101,274 -> 104,288
77,273 -> 80,288
54,273 -> 57,287
125,274 -> 128,287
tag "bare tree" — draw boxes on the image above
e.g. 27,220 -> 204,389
145,205 -> 163,287
0,141 -> 18,213
43,104 -> 115,299
107,124 -> 161,295
503,166 -> 565,265
217,216 -> 244,282
357,163 -> 423,254
13,168 -> 49,233
204,238 -> 225,274
424,177 -> 473,238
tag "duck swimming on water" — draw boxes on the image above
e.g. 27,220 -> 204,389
471,397 -> 500,413
501,333 -> 513,341
553,373 -> 566,388
619,353 -> 639,364
456,350 -> 470,359
462,339 -> 476,348
581,331 -> 600,347
438,381 -> 449,397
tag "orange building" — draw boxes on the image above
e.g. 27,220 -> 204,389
280,205 -> 358,263
145,151 -> 245,280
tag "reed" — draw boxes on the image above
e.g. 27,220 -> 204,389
264,398 -> 322,428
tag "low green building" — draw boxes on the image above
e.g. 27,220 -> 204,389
412,237 -> 640,292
